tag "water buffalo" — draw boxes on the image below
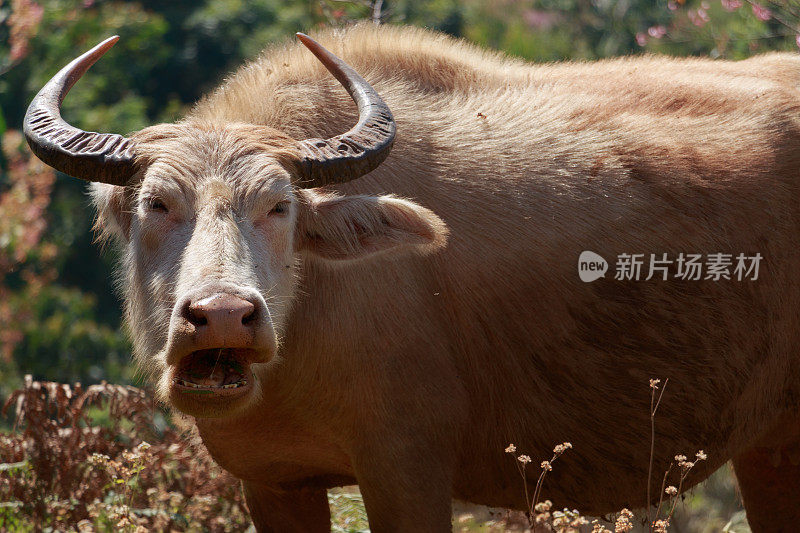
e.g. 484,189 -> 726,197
24,23 -> 800,532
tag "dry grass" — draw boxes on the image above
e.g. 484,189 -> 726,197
0,375 -> 249,531
0,377 -> 746,532
497,379 -> 719,533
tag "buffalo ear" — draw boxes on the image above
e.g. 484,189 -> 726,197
90,182 -> 133,243
295,189 -> 448,262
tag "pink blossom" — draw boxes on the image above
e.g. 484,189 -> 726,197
648,25 -> 667,39
688,8 -> 710,27
721,0 -> 742,11
7,1 -> 44,62
668,1 -> 679,11
636,32 -> 648,47
751,3 -> 771,21
523,9 -> 558,30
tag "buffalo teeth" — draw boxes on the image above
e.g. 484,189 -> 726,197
175,378 -> 203,389
174,378 -> 247,389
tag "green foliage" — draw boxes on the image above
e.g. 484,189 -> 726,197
638,1 -> 798,59
329,489 -> 370,533
10,284 -> 131,384
185,0 -> 314,61
1,1 -> 169,131
0,0 -> 796,441
0,1 -> 796,529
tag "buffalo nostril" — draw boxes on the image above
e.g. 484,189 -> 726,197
182,300 -> 208,327
185,293 -> 257,333
242,307 -> 257,325
169,291 -> 271,359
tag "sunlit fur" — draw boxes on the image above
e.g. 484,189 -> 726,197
92,23 -> 800,530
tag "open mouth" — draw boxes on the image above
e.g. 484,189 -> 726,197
172,348 -> 254,395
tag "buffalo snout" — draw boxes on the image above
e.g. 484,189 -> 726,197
166,287 -> 275,367
185,293 -> 256,338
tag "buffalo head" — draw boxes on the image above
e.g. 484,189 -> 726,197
24,34 -> 447,417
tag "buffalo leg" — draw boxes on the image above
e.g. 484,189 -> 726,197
353,450 -> 454,532
242,482 -> 331,532
732,413 -> 800,532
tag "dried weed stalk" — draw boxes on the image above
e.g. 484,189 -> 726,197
504,378 -> 710,533
0,375 -> 249,531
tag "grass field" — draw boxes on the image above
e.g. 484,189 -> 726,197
1,377 -> 751,532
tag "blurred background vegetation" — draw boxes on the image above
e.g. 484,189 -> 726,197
2,0 -> 799,401
0,0 -> 798,530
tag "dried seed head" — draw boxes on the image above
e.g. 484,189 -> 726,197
87,453 -> 110,467
592,521 -> 612,533
614,508 -> 634,532
696,450 -> 707,461
553,442 -> 573,454
653,518 -> 670,533
534,500 -> 552,512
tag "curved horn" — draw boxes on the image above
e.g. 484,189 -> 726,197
295,33 -> 396,187
23,36 -> 136,186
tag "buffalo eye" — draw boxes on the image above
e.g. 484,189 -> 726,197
145,197 -> 168,213
270,202 -> 288,215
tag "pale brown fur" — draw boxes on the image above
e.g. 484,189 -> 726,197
92,24 -> 800,531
